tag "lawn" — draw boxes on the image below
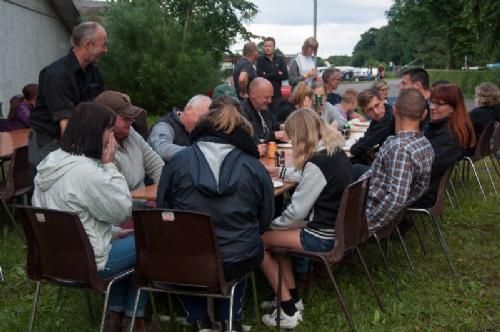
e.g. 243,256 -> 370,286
1,162 -> 499,331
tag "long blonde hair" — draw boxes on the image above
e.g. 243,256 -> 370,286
285,109 -> 345,169
202,102 -> 253,136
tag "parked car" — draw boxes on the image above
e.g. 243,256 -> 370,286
486,63 -> 500,70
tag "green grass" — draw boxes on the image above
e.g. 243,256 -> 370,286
1,163 -> 499,331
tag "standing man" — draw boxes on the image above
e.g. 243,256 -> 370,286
256,37 -> 289,116
233,42 -> 259,100
322,68 -> 343,105
148,95 -> 211,161
29,21 -> 107,170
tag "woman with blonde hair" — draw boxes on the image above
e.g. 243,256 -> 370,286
289,37 -> 319,88
156,102 -> 274,332
259,109 -> 353,328
469,82 -> 500,139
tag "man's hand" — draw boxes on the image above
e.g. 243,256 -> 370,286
258,143 -> 268,157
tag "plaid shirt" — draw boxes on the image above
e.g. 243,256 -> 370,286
361,131 -> 434,229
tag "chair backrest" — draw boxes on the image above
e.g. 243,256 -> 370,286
472,123 -> 495,159
326,177 -> 370,263
2,145 -> 32,201
491,122 -> 500,159
17,206 -> 104,291
132,209 -> 227,293
430,166 -> 454,216
132,109 -> 148,140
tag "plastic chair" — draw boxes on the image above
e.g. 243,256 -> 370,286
490,122 -> 500,177
0,145 -> 32,240
269,177 -> 383,332
17,206 -> 133,332
130,209 -> 246,332
132,109 -> 148,140
407,167 -> 456,275
460,123 -> 497,198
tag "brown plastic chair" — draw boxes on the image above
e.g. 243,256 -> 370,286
461,123 -> 497,198
490,122 -> 500,177
407,167 -> 456,275
269,177 -> 383,332
0,145 -> 32,240
132,109 -> 148,140
17,206 -> 133,332
130,209 -> 242,332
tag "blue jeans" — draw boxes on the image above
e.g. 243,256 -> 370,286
293,229 -> 335,274
98,235 -> 148,317
178,277 -> 247,325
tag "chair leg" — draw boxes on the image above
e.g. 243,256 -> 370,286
373,234 -> 400,299
445,189 -> 455,209
227,282 -> 238,332
320,257 -> 356,332
429,214 -> 456,276
455,164 -> 466,193
129,288 -> 142,332
249,272 -> 260,327
355,246 -> 384,311
395,227 -> 416,276
465,157 -> 487,200
409,214 -> 426,255
28,282 -> 42,332
100,277 -> 119,332
482,158 -> 497,195
0,198 -> 25,242
448,179 -> 461,209
490,155 -> 500,177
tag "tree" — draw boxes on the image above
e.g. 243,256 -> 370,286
327,55 -> 352,66
98,0 -> 258,114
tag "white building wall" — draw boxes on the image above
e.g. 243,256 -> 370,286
0,0 -> 70,117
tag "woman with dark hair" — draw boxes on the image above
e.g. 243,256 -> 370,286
413,84 -> 476,208
469,82 -> 500,139
259,109 -> 353,329
32,102 -> 148,331
156,104 -> 274,332
0,84 -> 38,131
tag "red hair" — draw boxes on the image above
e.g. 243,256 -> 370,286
431,84 -> 476,148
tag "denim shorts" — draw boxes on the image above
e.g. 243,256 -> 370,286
300,229 -> 334,252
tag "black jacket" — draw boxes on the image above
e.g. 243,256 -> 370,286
469,105 -> 500,140
350,106 -> 395,165
240,99 -> 279,142
413,120 -> 464,208
156,136 -> 274,264
256,54 -> 288,97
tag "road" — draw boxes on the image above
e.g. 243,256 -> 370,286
336,79 -> 475,111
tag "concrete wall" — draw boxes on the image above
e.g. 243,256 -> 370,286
0,0 -> 70,117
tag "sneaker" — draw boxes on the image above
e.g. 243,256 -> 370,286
191,317 -> 216,332
260,297 -> 304,312
261,308 -> 300,329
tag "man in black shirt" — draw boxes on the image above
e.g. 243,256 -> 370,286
233,42 -> 259,100
256,37 -> 288,116
28,21 -> 107,170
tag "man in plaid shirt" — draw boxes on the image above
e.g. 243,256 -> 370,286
361,88 -> 434,230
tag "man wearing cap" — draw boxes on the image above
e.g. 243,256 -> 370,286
29,21 -> 107,171
148,95 -> 211,161
95,90 -> 164,191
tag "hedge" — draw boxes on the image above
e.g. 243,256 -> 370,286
428,69 -> 500,96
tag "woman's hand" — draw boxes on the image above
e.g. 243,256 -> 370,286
101,134 -> 117,164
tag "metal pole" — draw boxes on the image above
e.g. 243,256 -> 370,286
313,0 -> 317,68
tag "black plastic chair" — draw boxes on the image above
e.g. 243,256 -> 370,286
17,206 -> 133,332
269,177 -> 383,332
130,209 -> 245,332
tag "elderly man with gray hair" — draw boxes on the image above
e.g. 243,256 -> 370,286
148,95 -> 211,161
29,21 -> 108,171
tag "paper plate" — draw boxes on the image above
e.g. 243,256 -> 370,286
352,122 -> 370,127
277,143 -> 293,148
273,180 -> 284,188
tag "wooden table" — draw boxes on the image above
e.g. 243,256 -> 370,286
0,128 -> 30,158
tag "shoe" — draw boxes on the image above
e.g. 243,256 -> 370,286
191,317 -> 216,332
261,308 -> 300,328
260,297 -> 304,312
219,320 -> 243,332
121,317 -> 145,332
104,312 -> 122,332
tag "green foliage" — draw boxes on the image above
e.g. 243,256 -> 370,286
352,0 -> 500,69
327,55 -> 352,67
429,69 -> 500,96
99,0 -> 257,115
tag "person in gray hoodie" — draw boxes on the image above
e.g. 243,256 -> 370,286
156,102 -> 274,332
32,102 -> 147,332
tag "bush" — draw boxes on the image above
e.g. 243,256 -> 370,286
428,69 -> 500,96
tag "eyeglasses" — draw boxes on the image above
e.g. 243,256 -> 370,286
429,101 -> 448,107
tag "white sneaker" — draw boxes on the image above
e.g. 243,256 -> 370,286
261,308 -> 301,328
260,298 -> 304,312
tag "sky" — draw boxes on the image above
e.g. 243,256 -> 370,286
232,0 -> 393,57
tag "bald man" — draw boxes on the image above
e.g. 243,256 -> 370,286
240,78 -> 279,143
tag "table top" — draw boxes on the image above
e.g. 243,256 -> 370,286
0,128 -> 30,158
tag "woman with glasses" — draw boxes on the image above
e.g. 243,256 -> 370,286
412,83 -> 476,208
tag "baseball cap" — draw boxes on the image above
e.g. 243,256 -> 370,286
95,90 -> 142,119
212,84 -> 237,99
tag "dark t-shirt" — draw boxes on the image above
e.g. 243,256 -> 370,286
233,57 -> 257,99
256,54 -> 288,97
327,92 -> 342,106
30,50 -> 104,141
